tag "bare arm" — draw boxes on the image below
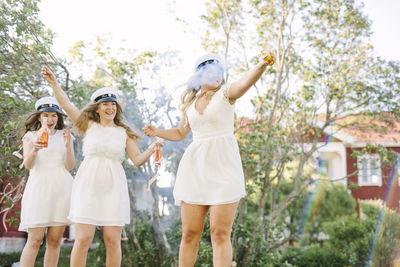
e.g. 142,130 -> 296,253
23,135 -> 43,170
41,66 -> 81,124
63,129 -> 75,171
227,51 -> 274,100
142,119 -> 191,141
126,138 -> 161,167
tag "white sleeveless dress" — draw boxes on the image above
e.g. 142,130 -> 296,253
68,122 -> 130,226
19,130 -> 73,232
173,85 -> 246,205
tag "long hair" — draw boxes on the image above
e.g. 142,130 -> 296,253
75,102 -> 141,140
19,111 -> 65,146
180,81 -> 225,125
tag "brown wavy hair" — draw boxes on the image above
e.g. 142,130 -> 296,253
19,111 -> 65,146
75,102 -> 140,140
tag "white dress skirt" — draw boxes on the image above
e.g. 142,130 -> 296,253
173,85 -> 246,206
19,130 -> 73,231
68,122 -> 130,226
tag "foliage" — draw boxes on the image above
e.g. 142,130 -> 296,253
323,203 -> 400,267
0,0 -> 69,227
2,0 -> 400,266
0,252 -> 21,266
282,245 -> 348,267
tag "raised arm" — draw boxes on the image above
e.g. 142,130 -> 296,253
142,119 -> 191,141
227,51 -> 274,101
41,66 -> 81,124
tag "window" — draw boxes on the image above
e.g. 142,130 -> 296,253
357,154 -> 382,186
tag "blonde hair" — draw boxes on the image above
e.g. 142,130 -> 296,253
180,81 -> 225,124
75,102 -> 141,140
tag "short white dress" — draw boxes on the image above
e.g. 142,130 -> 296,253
19,130 -> 73,232
173,85 -> 246,205
68,122 -> 130,226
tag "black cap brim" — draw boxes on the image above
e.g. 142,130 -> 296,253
96,97 -> 117,103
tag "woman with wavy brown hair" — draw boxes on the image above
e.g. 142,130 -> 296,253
19,96 -> 75,267
42,66 -> 160,267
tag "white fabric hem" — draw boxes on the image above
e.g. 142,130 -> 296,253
68,216 -> 128,227
174,193 -> 245,206
19,221 -> 71,232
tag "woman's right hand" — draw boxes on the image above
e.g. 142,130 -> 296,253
142,125 -> 158,137
41,66 -> 57,86
32,136 -> 45,152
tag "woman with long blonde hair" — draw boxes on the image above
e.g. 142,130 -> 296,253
42,66 -> 160,267
143,51 -> 274,267
19,97 -> 75,267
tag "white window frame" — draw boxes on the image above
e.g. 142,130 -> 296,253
357,154 -> 382,186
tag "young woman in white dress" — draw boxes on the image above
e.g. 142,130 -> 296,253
19,96 -> 75,267
41,66 -> 161,267
143,52 -> 273,266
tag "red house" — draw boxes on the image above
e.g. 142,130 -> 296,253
0,176 -> 26,253
314,115 -> 400,212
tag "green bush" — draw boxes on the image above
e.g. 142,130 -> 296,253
323,216 -> 372,266
323,203 -> 400,267
0,252 -> 20,267
282,245 -> 348,267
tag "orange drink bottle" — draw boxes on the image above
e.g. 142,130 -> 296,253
155,143 -> 162,166
37,117 -> 49,147
264,52 -> 275,65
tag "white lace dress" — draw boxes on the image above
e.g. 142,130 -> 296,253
173,85 -> 246,205
68,122 -> 130,226
19,130 -> 74,231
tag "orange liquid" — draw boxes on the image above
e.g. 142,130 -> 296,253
155,145 -> 162,166
38,131 -> 48,147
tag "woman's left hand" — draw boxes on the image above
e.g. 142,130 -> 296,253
63,129 -> 72,148
260,50 -> 275,66
149,138 -> 163,152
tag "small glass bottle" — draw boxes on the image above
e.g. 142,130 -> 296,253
37,117 -> 49,147
154,143 -> 162,166
264,52 -> 275,65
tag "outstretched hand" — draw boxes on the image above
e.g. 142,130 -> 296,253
142,124 -> 158,137
41,66 -> 57,85
260,50 -> 275,66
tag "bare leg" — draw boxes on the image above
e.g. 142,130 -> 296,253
179,202 -> 209,267
70,223 -> 96,267
43,226 -> 66,267
19,227 -> 46,267
209,202 -> 239,267
103,226 -> 123,267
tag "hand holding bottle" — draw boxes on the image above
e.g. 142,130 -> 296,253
36,117 -> 49,148
260,50 -> 275,66
41,66 -> 58,86
32,136 -> 46,152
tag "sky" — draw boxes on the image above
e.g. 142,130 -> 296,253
38,0 -> 400,117
38,0 -> 400,59
37,0 -> 400,188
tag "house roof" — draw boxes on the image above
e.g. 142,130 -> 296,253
318,113 -> 400,147
236,114 -> 400,147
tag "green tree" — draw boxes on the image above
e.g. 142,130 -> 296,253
193,0 -> 400,265
0,0 -> 67,222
